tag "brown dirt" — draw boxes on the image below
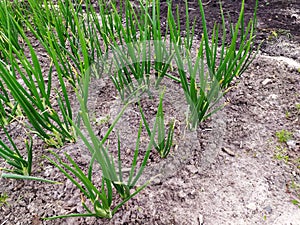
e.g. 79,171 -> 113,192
1,1 -> 300,225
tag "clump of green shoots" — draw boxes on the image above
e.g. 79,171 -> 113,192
105,0 -> 175,101
0,83 -> 23,126
0,192 -> 9,207
0,1 -> 22,60
0,1 -> 75,147
200,0 -> 259,88
139,89 -> 175,158
273,146 -> 289,163
167,0 -> 258,127
0,122 -> 33,176
276,129 -> 293,143
44,73 -> 157,220
0,122 -> 60,183
289,181 -> 300,208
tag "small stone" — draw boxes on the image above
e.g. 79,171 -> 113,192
27,202 -> 37,214
246,202 -> 257,211
186,165 -> 198,174
152,177 -> 161,185
178,190 -> 187,198
190,189 -> 196,196
294,130 -> 300,139
291,14 -> 298,20
221,147 -> 235,157
286,140 -> 296,149
264,205 -> 272,214
198,214 -> 204,225
262,78 -> 272,86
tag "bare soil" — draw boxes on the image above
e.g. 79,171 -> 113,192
1,1 -> 300,225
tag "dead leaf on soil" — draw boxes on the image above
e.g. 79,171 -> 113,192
32,215 -> 41,225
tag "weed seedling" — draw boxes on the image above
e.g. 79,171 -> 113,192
276,130 -> 292,143
274,146 -> 289,163
291,199 -> 300,208
94,115 -> 111,126
295,103 -> 300,112
285,111 -> 290,119
0,193 -> 8,207
288,180 -> 300,208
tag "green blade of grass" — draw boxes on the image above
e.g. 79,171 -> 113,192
1,173 -> 60,184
